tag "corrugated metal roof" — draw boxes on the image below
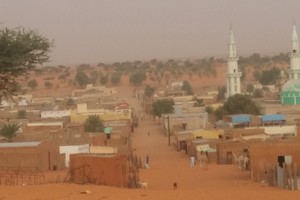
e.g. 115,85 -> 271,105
231,114 -> 250,124
261,114 -> 285,122
0,141 -> 42,148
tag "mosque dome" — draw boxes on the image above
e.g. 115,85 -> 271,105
281,79 -> 300,105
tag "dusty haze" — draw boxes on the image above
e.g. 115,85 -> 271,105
1,0 -> 300,65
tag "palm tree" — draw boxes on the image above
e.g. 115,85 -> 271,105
205,105 -> 215,114
84,115 -> 104,133
193,97 -> 205,107
0,123 -> 21,142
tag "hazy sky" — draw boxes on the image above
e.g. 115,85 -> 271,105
1,0 -> 300,65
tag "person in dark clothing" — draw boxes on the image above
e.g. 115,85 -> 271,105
173,182 -> 177,189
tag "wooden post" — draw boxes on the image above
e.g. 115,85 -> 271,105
167,115 -> 171,146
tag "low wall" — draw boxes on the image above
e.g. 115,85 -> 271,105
69,154 -> 128,187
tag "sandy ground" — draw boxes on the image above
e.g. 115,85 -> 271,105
0,85 -> 299,199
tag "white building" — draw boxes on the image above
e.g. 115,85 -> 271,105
18,99 -> 28,106
41,110 -> 71,118
59,144 -> 90,167
226,28 -> 242,98
288,25 -> 300,80
0,100 -> 12,108
170,81 -> 184,90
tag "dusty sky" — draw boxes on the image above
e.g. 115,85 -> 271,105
1,0 -> 300,65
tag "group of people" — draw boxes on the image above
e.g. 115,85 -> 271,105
190,151 -> 208,170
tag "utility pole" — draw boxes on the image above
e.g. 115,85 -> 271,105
167,115 -> 171,146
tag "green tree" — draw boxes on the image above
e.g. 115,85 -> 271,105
246,84 -> 254,94
100,74 -> 109,85
215,94 -> 260,120
258,67 -> 280,85
144,85 -> 155,98
0,27 -> 53,99
182,80 -> 193,95
253,70 -> 261,82
214,106 -> 227,120
129,70 -> 146,86
110,72 -> 122,85
75,71 -> 89,87
205,105 -> 215,114
44,81 -> 53,88
0,123 -> 21,142
17,110 -> 27,119
152,99 -> 174,118
84,115 -> 104,132
89,70 -> 99,85
193,97 -> 205,107
217,86 -> 226,101
27,79 -> 38,90
252,88 -> 264,98
77,64 -> 91,71
65,98 -> 76,108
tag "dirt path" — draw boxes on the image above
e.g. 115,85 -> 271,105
122,86 -> 300,198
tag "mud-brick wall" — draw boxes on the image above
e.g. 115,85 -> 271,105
0,141 -> 65,172
92,134 -> 128,146
249,141 -> 300,181
0,151 -> 64,172
69,154 -> 128,187
37,140 -> 65,171
216,141 -> 250,164
224,128 -> 265,139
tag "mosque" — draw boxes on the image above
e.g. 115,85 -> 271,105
281,25 -> 300,105
225,24 -> 300,105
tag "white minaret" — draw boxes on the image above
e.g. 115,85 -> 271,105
288,24 -> 300,80
226,28 -> 242,98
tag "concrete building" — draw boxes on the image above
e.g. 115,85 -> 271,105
41,110 -> 71,119
174,129 -> 223,153
226,28 -> 242,98
59,144 -> 90,167
70,103 -> 132,123
216,140 -> 250,164
162,112 -> 208,135
223,114 -> 251,128
72,84 -> 118,97
260,114 -> 286,126
170,81 -> 184,90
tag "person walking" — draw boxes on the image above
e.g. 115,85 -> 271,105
190,156 -> 195,168
200,151 -> 208,170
